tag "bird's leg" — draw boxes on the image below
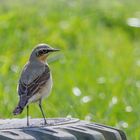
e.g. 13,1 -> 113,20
39,100 -> 47,125
27,105 -> 29,126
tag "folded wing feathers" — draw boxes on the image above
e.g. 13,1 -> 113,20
18,65 -> 50,100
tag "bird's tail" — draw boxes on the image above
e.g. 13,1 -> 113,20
13,95 -> 28,115
13,105 -> 24,115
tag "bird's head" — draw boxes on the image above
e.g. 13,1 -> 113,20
30,43 -> 60,62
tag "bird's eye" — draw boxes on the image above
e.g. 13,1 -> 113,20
36,50 -> 48,56
42,49 -> 48,53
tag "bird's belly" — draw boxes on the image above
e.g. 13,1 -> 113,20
28,76 -> 53,104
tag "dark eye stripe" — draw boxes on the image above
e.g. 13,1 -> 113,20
36,50 -> 48,56
42,49 -> 48,53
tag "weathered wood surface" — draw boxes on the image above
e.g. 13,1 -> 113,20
0,118 -> 127,140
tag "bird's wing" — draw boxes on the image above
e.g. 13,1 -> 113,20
18,65 -> 50,100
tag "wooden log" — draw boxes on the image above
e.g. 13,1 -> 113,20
0,118 -> 127,140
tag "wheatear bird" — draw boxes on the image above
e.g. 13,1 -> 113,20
13,43 -> 59,126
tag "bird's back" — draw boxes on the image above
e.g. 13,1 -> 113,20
20,61 -> 46,85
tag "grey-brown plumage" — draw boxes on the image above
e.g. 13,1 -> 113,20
13,43 -> 59,126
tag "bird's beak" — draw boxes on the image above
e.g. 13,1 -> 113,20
49,48 -> 60,52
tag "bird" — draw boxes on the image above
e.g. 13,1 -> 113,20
13,43 -> 60,126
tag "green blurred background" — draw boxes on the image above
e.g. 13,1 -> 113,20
0,0 -> 140,139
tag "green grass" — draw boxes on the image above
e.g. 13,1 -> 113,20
0,0 -> 140,139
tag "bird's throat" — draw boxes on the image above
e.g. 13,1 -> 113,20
38,55 -> 47,63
